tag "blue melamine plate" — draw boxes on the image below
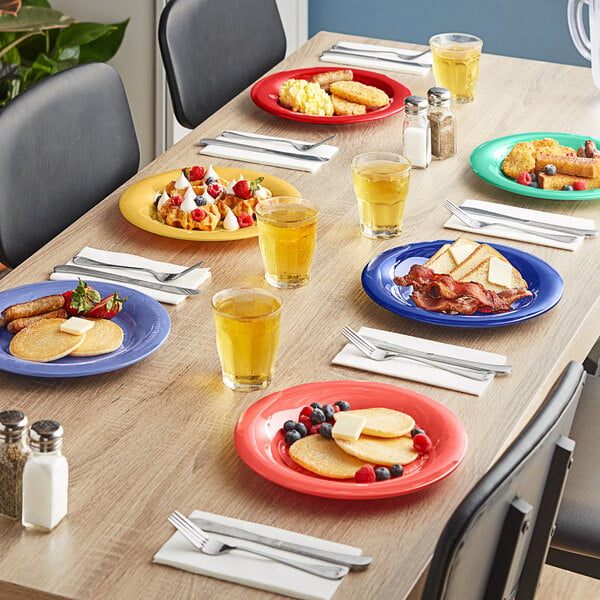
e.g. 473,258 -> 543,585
0,280 -> 170,377
469,132 -> 600,201
361,240 -> 563,328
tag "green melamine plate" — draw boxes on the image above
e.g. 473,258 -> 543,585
469,132 -> 600,201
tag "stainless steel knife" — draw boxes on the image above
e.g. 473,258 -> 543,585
199,138 -> 328,162
320,49 -> 430,69
459,206 -> 599,238
52,265 -> 199,295
363,336 -> 512,375
190,518 -> 372,570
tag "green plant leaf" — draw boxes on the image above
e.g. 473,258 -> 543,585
0,6 -> 74,33
55,21 -> 114,49
78,19 -> 128,63
0,0 -> 21,17
22,0 -> 50,7
57,44 -> 77,61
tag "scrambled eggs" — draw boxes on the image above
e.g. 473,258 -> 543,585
279,79 -> 334,116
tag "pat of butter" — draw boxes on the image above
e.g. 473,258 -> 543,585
449,243 -> 476,265
332,412 -> 366,442
487,256 -> 512,289
60,317 -> 94,335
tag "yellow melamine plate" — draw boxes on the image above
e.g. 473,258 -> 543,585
119,167 -> 301,241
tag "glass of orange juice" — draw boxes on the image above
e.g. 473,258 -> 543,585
429,33 -> 483,103
212,287 -> 282,392
255,197 -> 319,289
351,152 -> 411,239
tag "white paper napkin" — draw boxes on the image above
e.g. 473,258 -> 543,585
332,327 -> 507,396
199,131 -> 338,173
444,199 -> 596,251
153,510 -> 361,600
320,42 -> 432,75
50,247 -> 211,305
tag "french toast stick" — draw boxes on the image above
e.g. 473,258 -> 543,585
535,153 -> 600,178
537,172 -> 600,190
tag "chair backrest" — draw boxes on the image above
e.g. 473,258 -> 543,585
0,63 -> 139,268
158,0 -> 287,129
422,361 -> 586,600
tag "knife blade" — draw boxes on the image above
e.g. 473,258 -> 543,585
190,518 -> 372,570
459,206 -> 599,238
199,138 -> 328,162
320,49 -> 430,69
52,265 -> 199,295
363,336 -> 512,374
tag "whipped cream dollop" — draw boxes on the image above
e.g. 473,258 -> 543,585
180,185 -> 198,212
156,190 -> 170,210
204,165 -> 219,183
222,207 -> 239,231
254,184 -> 269,201
174,172 -> 190,190
197,190 -> 215,204
225,176 -> 240,194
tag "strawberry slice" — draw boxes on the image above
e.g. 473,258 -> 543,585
62,280 -> 101,315
85,292 -> 127,319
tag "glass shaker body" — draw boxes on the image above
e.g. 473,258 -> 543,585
402,96 -> 431,169
428,87 -> 457,160
0,410 -> 29,519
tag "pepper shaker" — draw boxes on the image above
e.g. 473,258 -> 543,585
0,410 -> 29,519
427,87 -> 457,160
402,95 -> 431,169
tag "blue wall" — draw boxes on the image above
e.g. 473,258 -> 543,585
308,0 -> 589,67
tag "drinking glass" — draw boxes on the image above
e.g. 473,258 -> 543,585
351,152 -> 411,239
255,197 -> 319,288
429,33 -> 483,103
212,287 -> 282,392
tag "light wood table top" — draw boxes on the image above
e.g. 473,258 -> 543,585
1,31 -> 599,600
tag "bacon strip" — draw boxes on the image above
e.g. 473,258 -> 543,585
394,264 -> 531,314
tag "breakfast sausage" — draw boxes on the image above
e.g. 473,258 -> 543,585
1,294 -> 66,323
309,69 -> 353,92
6,308 -> 68,334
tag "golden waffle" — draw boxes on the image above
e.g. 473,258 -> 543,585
159,202 -> 220,231
334,434 -> 418,466
339,408 -> 415,438
70,318 -> 123,357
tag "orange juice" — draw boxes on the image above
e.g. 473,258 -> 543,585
212,288 -> 282,391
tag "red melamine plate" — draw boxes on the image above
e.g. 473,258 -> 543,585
234,380 -> 467,500
250,67 -> 411,124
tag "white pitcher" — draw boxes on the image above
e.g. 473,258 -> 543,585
568,0 -> 600,88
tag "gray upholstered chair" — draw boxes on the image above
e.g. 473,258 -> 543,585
422,361 -> 585,600
0,63 -> 139,268
158,0 -> 286,129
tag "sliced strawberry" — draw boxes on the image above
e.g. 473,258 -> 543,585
85,291 -> 127,319
62,280 -> 101,315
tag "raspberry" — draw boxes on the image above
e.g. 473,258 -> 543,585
573,180 -> 587,191
516,171 -> 532,186
298,414 -> 312,430
207,183 -> 222,198
233,179 -> 252,199
237,213 -> 254,228
308,424 -> 322,435
191,208 -> 207,221
189,166 -> 205,181
413,433 -> 432,455
566,152 -> 576,157
333,404 -> 341,413
170,195 -> 183,207
299,406 -> 313,419
354,465 -> 376,483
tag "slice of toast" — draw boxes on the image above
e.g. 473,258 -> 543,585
459,256 -> 527,292
535,154 -> 600,178
424,237 -> 478,274
448,243 -> 506,281
537,172 -> 600,190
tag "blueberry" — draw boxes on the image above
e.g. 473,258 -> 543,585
283,420 -> 296,432
529,181 -> 539,188
390,464 -> 404,478
562,185 -> 574,191
375,467 -> 391,481
411,427 -> 426,438
310,408 -> 325,425
320,423 -> 333,439
529,172 -> 538,182
545,164 -> 557,175
334,400 -> 351,411
285,430 -> 301,445
310,402 -> 323,410
322,404 -> 335,421
294,422 -> 308,437
194,196 -> 207,206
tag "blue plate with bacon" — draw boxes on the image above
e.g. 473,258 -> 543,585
361,240 -> 563,328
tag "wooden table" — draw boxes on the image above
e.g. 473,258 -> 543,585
1,31 -> 599,600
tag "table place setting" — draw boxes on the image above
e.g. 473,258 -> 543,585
198,130 -> 339,172
320,41 -> 433,75
332,326 -> 510,396
50,247 -> 211,304
153,509 -> 365,600
444,199 -> 598,250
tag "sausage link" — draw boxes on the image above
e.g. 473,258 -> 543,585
309,69 -> 353,91
1,294 -> 65,322
6,309 -> 68,334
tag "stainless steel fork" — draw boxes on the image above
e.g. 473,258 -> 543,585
167,511 -> 348,580
443,200 -> 578,244
332,43 -> 430,60
221,131 -> 337,152
340,326 -> 492,381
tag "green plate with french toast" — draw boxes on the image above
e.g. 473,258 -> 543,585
469,132 -> 600,201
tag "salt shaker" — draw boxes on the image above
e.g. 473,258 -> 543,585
22,420 -> 68,530
428,87 -> 457,160
402,95 -> 431,169
0,410 -> 29,519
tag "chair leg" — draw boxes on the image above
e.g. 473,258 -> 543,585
583,337 -> 600,376
546,547 -> 600,579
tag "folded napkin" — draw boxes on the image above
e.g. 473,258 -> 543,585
320,41 -> 432,75
332,327 -> 507,396
199,131 -> 338,173
444,199 -> 596,251
50,247 -> 210,305
153,510 -> 361,600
